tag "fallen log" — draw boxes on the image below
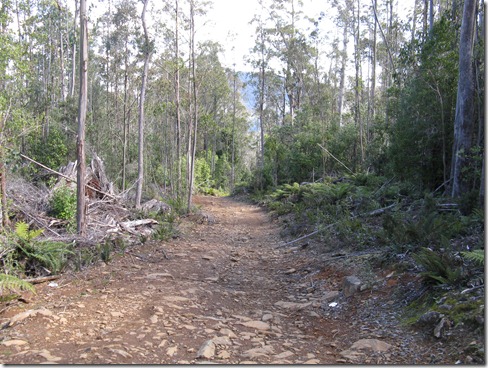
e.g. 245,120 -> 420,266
24,275 -> 60,284
120,219 -> 158,228
360,203 -> 397,217
119,219 -> 158,236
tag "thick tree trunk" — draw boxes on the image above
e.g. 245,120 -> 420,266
451,0 -> 477,198
76,0 -> 88,235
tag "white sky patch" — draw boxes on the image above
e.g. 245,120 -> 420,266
200,0 -> 261,71
200,0 -> 415,72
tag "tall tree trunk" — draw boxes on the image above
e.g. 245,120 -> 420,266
231,65 -> 237,192
259,39 -> 266,190
451,0 -> 477,198
136,0 -> 150,208
411,0 -> 419,44
69,1 -> 78,98
77,0 -> 88,235
59,31 -> 66,102
429,0 -> 434,36
187,0 -> 197,212
338,23 -> 348,127
175,0 -> 182,202
0,101 -> 11,227
122,38 -> 129,190
423,0 -> 428,39
368,0 -> 377,144
354,0 -> 364,166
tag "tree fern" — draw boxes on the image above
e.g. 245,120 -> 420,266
0,274 -> 35,294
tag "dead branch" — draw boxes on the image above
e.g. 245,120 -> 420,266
18,153 -> 116,200
11,203 -> 61,237
461,284 -> 484,294
318,144 -> 354,175
24,275 -> 60,284
280,203 -> 398,248
119,219 -> 158,228
321,249 -> 384,262
277,230 -> 318,248
360,203 -> 397,217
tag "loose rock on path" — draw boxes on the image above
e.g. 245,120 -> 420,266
0,196 -> 463,364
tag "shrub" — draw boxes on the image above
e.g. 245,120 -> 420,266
49,184 -> 77,230
413,247 -> 464,287
14,222 -> 73,275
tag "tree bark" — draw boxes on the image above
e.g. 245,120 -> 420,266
122,37 -> 129,190
338,23 -> 348,127
368,0 -> 377,144
451,0 -> 477,198
259,29 -> 266,189
175,0 -> 182,201
136,0 -> 151,209
187,0 -> 198,212
76,0 -> 88,235
69,1 -> 78,98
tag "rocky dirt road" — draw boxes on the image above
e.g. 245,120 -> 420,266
0,196 -> 465,364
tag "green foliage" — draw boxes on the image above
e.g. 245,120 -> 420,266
153,221 -> 177,241
25,127 -> 69,177
413,248 -> 464,287
195,156 -> 212,188
389,17 -> 459,190
15,221 -> 43,241
11,221 -> 73,275
98,241 -> 113,264
17,240 -> 73,275
0,274 -> 35,294
461,249 -> 484,267
49,185 -> 77,230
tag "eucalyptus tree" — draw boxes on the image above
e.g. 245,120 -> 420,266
450,0 -> 478,198
77,0 -> 88,235
265,0 -> 315,126
0,0 -> 15,226
135,0 -> 152,209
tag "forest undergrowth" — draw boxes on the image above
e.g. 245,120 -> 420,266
251,173 -> 484,356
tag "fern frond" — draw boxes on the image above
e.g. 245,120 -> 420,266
0,274 -> 35,294
14,222 -> 30,240
15,222 -> 43,241
461,249 -> 484,266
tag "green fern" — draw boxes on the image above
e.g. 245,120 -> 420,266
0,274 -> 35,294
15,222 -> 43,241
461,249 -> 484,266
413,247 -> 463,286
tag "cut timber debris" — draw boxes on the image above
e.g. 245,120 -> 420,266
119,219 -> 158,235
7,153 -> 171,272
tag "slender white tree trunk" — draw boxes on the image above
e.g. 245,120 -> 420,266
136,0 -> 151,208
77,0 -> 88,235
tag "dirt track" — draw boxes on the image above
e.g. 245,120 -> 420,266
0,196 -> 457,364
